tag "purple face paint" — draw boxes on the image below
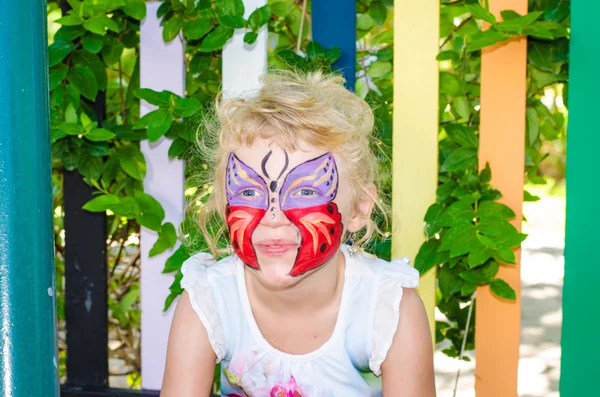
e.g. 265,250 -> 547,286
279,153 -> 339,210
226,153 -> 269,210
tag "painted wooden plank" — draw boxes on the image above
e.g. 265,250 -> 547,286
475,1 -> 527,395
392,0 -> 439,342
312,0 -> 356,91
139,2 -> 186,390
560,0 -> 600,393
222,0 -> 267,97
0,1 -> 59,395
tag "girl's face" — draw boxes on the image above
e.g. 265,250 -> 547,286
225,138 -> 357,287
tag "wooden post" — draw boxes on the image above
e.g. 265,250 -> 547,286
0,0 -> 59,395
393,0 -> 439,342
560,0 -> 600,393
475,1 -> 527,395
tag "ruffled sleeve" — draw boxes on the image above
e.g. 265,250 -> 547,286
180,252 -> 226,363
369,256 -> 420,376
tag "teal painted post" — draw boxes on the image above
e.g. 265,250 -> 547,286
560,0 -> 600,393
0,1 -> 59,396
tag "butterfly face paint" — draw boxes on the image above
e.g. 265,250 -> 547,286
225,151 -> 343,276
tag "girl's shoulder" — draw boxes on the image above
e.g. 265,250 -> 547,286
345,246 -> 420,289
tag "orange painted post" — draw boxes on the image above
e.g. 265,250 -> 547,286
475,1 -> 527,396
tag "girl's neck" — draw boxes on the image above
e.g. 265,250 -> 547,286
244,251 -> 346,316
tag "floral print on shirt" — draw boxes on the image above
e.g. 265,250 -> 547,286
223,351 -> 309,397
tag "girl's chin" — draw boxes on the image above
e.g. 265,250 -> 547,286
252,255 -> 304,288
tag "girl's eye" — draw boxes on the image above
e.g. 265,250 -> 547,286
294,188 -> 317,197
239,189 -> 261,197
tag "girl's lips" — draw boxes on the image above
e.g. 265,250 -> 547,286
254,242 -> 299,257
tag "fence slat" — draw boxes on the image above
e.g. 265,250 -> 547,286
0,0 -> 59,396
475,1 -> 527,394
560,0 -> 600,393
392,0 -> 439,342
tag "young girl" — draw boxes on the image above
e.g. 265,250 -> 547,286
161,70 -> 435,396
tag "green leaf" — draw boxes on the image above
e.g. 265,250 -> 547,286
439,72 -> 465,96
112,196 -> 141,218
163,15 -> 183,43
460,260 -> 499,283
162,245 -> 190,273
444,124 -> 478,148
83,194 -> 120,212
441,147 -> 478,172
86,128 -> 115,141
135,192 -> 165,231
465,4 -> 496,24
438,264 -> 464,301
479,162 -> 492,183
134,88 -> 172,107
490,278 -> 516,300
461,281 -> 477,297
467,245 -> 494,268
48,40 -> 76,67
436,50 -> 459,61
123,0 -> 146,20
369,2 -> 387,25
67,64 -> 98,100
77,152 -> 103,181
82,33 -> 104,53
55,14 -> 84,26
101,35 -> 125,65
526,106 -> 540,146
199,26 -> 234,52
65,103 -> 78,124
173,97 -> 201,117
71,51 -> 108,91
325,47 -> 342,64
371,30 -> 393,46
216,0 -> 245,17
168,137 -> 188,159
219,15 -> 246,29
357,14 -> 374,31
189,53 -> 212,77
467,29 -> 508,52
415,239 -> 440,274
438,200 -> 475,227
142,109 -> 174,142
49,65 -> 69,91
182,16 -> 213,40
102,156 -> 121,185
452,96 -> 471,120
367,61 -> 392,79
248,5 -> 271,30
477,201 -> 515,220
244,31 -> 258,44
83,15 -> 119,35
524,190 -> 541,202
449,225 -> 478,258
307,41 -> 325,59
120,285 -> 139,313
58,122 -> 84,136
118,145 -> 146,180
523,23 -> 554,39
149,222 -> 178,257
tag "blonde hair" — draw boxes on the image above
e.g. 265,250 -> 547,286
188,69 -> 389,257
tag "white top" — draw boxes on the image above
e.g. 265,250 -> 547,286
180,244 -> 419,396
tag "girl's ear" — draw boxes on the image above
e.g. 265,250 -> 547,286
347,183 -> 376,233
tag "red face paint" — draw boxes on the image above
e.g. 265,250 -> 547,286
226,205 -> 265,270
282,203 -> 343,276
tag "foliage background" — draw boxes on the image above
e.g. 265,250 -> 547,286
46,0 -> 568,388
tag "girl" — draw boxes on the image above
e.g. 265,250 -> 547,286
161,70 -> 435,396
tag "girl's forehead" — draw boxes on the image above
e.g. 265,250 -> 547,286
232,140 -> 337,181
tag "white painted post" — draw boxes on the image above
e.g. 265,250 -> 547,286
222,0 -> 268,98
139,1 -> 185,390
139,0 -> 266,390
